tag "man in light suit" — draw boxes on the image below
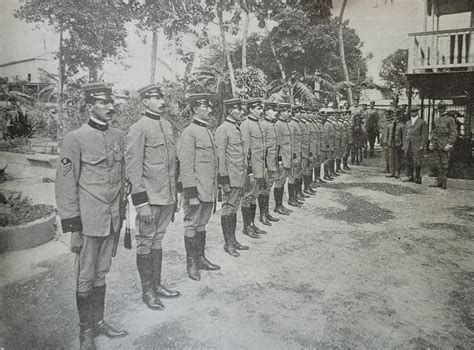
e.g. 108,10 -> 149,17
402,107 -> 428,184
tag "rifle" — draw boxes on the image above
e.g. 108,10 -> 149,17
112,178 -> 132,257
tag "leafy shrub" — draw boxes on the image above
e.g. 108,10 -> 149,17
0,193 -> 55,227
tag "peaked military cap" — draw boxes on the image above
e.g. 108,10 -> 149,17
292,105 -> 303,112
82,82 -> 113,103
223,98 -> 243,109
245,98 -> 263,109
188,93 -> 213,107
409,106 -> 420,112
138,83 -> 164,99
263,102 -> 278,111
278,102 -> 292,111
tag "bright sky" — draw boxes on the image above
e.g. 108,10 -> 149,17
0,0 -> 470,89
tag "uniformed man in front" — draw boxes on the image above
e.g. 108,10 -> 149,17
383,108 -> 404,178
288,106 -> 305,205
300,107 -> 317,195
215,98 -> 249,257
313,111 -> 327,183
402,106 -> 428,184
125,83 -> 181,311
258,101 -> 281,225
240,98 -> 267,237
429,102 -> 458,189
274,102 -> 294,213
55,83 -> 127,350
178,93 -> 220,281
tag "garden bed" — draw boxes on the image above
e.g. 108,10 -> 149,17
0,194 -> 56,253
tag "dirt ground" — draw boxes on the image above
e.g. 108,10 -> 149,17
1,159 -> 473,349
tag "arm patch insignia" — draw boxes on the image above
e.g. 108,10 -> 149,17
61,158 -> 72,176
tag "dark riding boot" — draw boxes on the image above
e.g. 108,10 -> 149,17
326,163 -> 334,180
230,213 -> 249,250
274,187 -> 291,214
184,236 -> 201,281
250,204 -> 267,234
222,215 -> 239,257
265,194 -> 280,221
77,292 -> 96,350
151,249 -> 181,298
196,231 -> 221,270
258,195 -> 271,226
137,254 -> 164,310
242,207 -> 260,239
92,285 -> 128,338
297,178 -> 310,199
415,167 -> 422,184
287,183 -> 301,207
441,169 -> 448,189
304,175 -> 317,195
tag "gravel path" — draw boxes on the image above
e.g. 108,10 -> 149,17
1,163 -> 473,349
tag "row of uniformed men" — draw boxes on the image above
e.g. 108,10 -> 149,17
55,82 -> 355,350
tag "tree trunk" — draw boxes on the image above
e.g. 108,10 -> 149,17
57,27 -> 64,142
265,24 -> 286,80
241,1 -> 250,70
217,1 -> 236,97
337,0 -> 353,105
150,31 -> 158,83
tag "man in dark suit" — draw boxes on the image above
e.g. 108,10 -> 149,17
402,107 -> 428,184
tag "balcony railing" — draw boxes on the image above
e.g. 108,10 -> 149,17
408,27 -> 474,73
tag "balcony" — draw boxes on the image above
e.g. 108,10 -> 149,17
408,27 -> 474,74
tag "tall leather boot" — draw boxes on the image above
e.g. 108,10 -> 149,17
250,203 -> 267,234
196,231 -> 221,270
137,254 -> 164,309
222,215 -> 239,257
230,213 -> 249,250
324,163 -> 333,180
242,207 -> 260,239
297,178 -> 309,199
316,165 -> 327,183
288,183 -> 301,207
280,187 -> 293,213
76,292 -> 96,350
415,166 -> 422,184
265,194 -> 280,222
184,236 -> 201,281
274,187 -> 291,214
151,249 -> 181,298
258,195 -> 271,226
304,175 -> 317,195
92,285 -> 128,338
331,159 -> 338,176
442,169 -> 448,189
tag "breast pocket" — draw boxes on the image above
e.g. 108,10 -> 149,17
145,138 -> 165,164
81,154 -> 107,183
196,141 -> 212,163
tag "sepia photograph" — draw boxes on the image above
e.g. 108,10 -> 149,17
0,0 -> 473,349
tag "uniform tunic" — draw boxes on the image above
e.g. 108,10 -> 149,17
274,119 -> 292,188
126,111 -> 176,206
261,118 -> 279,193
